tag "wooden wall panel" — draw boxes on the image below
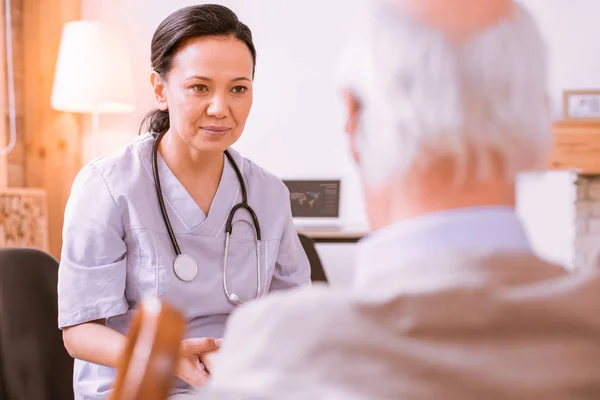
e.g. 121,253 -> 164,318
0,0 -> 27,188
22,0 -> 81,258
7,0 -> 26,188
0,0 -> 8,188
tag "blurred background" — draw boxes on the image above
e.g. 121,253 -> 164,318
1,0 -> 599,286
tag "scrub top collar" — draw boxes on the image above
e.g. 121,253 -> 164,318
137,132 -> 243,236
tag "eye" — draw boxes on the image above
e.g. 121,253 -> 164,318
193,84 -> 208,93
231,86 -> 248,94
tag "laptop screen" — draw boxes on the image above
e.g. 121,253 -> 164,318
283,180 -> 341,218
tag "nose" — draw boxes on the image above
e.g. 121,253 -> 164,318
206,93 -> 228,119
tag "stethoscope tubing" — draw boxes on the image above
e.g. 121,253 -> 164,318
151,130 -> 263,305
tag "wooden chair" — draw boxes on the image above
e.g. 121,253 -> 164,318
110,297 -> 184,400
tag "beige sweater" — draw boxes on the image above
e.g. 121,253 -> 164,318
203,251 -> 600,399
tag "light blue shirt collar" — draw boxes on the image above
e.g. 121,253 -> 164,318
354,206 -> 532,288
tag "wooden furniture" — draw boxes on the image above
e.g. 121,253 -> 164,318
298,233 -> 328,282
0,188 -> 48,251
550,121 -> 600,174
297,227 -> 366,244
110,298 -> 184,400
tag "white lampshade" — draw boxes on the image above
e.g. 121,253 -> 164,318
51,21 -> 135,114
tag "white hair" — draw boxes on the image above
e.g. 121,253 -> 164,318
338,1 -> 550,185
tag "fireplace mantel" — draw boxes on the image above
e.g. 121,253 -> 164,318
548,121 -> 600,269
550,121 -> 600,173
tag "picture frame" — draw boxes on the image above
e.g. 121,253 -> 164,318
563,90 -> 600,121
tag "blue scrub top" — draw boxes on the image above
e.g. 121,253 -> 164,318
57,132 -> 311,399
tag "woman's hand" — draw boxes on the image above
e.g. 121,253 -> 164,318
176,337 -> 220,387
198,338 -> 222,374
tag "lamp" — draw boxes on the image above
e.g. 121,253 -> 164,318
51,21 -> 135,136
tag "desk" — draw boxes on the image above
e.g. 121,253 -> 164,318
297,228 -> 367,244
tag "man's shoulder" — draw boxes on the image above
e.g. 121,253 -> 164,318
234,284 -> 353,323
223,284 -> 361,341
215,285 -> 366,384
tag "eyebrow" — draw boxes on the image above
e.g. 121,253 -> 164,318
186,76 -> 251,83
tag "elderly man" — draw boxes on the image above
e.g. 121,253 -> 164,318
200,0 -> 600,398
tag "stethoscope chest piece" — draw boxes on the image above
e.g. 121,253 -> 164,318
173,254 -> 198,282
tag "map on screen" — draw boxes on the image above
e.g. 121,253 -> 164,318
283,180 -> 341,218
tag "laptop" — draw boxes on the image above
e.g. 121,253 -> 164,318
282,179 -> 342,228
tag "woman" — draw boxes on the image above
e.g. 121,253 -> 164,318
57,4 -> 311,399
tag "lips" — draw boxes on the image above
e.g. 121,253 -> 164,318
201,126 -> 232,137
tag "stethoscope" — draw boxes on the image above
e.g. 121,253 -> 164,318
151,131 -> 262,306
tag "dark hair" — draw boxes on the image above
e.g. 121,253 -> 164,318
139,4 -> 257,134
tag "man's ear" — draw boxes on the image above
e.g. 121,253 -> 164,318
151,71 -> 168,111
340,88 -> 361,165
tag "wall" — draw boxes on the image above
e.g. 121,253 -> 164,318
81,0 -> 369,226
522,0 -> 600,115
3,0 -> 82,258
81,0 -> 598,280
513,0 -> 600,268
574,175 -> 600,268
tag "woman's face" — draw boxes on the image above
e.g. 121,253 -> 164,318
152,35 -> 254,154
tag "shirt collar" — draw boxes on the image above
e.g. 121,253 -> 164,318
354,206 -> 533,288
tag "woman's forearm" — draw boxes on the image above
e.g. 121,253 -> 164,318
63,320 -> 126,368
